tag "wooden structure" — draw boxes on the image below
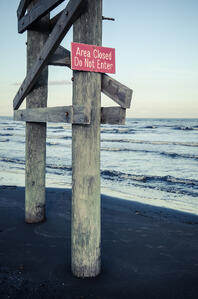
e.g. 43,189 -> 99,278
13,0 -> 133,277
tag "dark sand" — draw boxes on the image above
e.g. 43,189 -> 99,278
0,186 -> 198,298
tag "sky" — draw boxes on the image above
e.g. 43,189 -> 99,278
0,0 -> 198,118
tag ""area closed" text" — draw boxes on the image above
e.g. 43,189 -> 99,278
71,42 -> 115,74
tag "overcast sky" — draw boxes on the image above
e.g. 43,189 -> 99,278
0,0 -> 197,118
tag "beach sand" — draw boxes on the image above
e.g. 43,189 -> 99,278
0,186 -> 198,298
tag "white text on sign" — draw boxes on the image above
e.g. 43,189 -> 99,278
71,42 -> 115,74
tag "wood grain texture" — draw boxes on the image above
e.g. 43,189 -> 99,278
17,0 -> 32,19
72,0 -> 102,278
102,74 -> 132,108
13,0 -> 84,110
14,106 -> 124,124
14,105 -> 91,124
49,9 -> 64,30
101,106 -> 126,124
49,46 -> 70,67
18,0 -> 65,33
25,2 -> 49,223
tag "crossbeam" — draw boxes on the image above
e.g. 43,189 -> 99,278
102,74 -> 132,108
17,0 -> 33,19
101,107 -> 126,124
18,0 -> 65,33
50,9 -> 64,31
49,46 -> 133,108
14,106 -> 91,124
13,0 -> 84,110
14,106 -> 125,125
49,46 -> 71,66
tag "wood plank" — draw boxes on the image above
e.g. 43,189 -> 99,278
49,46 -> 71,66
14,106 -> 91,124
102,74 -> 132,108
14,106 -> 124,125
101,106 -> 126,124
18,0 -> 65,33
48,46 -> 132,108
13,0 -> 84,110
72,0 -> 102,278
50,9 -> 64,31
25,3 -> 49,224
17,0 -> 32,19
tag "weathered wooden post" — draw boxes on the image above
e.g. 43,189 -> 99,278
14,0 -> 132,277
25,1 -> 49,223
72,0 -> 102,277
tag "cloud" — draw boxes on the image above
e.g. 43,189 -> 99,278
12,80 -> 72,86
48,80 -> 72,86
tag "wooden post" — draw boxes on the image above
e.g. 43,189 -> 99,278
25,1 -> 49,223
72,0 -> 102,277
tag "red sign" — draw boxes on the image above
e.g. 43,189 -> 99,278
71,42 -> 115,74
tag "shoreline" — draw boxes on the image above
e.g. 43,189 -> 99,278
1,183 -> 198,218
0,185 -> 198,298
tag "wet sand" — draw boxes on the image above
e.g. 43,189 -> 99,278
0,186 -> 198,298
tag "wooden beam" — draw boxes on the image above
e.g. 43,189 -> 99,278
101,107 -> 126,124
18,0 -> 65,33
25,3 -> 49,224
72,0 -> 102,278
17,0 -> 32,19
13,0 -> 84,110
49,46 -> 71,66
48,46 -> 132,108
14,106 -> 124,125
50,9 -> 64,31
14,106 -> 91,124
102,74 -> 132,108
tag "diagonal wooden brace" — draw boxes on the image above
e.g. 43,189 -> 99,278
13,0 -> 84,110
17,0 -> 33,19
18,0 -> 65,33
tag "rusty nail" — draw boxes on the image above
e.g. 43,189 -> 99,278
71,77 -> 74,81
65,112 -> 69,117
65,10 -> 69,16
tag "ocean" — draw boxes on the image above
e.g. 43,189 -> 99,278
0,116 -> 197,215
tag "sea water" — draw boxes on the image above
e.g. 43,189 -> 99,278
0,116 -> 197,215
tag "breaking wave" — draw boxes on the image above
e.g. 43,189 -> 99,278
101,147 -> 198,160
0,157 -> 25,165
101,170 -> 198,186
101,128 -> 135,134
173,126 -> 198,131
101,138 -> 198,147
101,170 -> 198,197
